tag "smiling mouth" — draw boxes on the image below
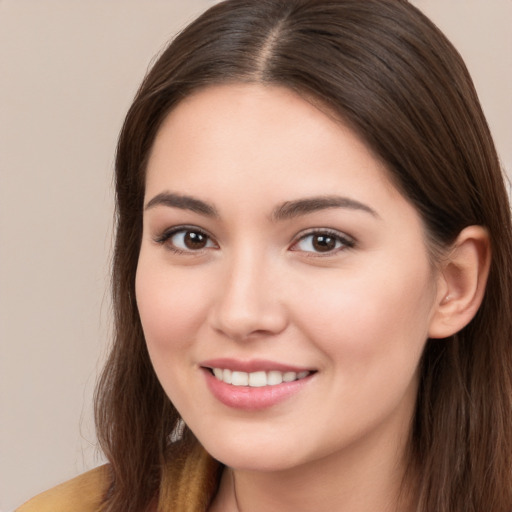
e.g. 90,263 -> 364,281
208,368 -> 313,387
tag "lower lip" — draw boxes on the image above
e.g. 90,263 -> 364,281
202,369 -> 313,411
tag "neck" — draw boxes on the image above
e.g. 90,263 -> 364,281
212,427 -> 417,512
234,452 -> 412,512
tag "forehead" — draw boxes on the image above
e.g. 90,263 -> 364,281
145,83 -> 396,199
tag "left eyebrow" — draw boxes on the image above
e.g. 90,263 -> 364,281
144,192 -> 219,217
271,195 -> 379,221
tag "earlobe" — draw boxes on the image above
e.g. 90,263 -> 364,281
428,225 -> 491,339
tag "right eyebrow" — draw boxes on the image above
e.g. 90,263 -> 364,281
144,192 -> 219,218
271,195 -> 379,221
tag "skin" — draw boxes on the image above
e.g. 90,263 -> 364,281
136,84 -> 447,511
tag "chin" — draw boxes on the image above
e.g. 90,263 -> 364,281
197,431 -> 307,472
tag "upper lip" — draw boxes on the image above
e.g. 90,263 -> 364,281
200,358 -> 314,373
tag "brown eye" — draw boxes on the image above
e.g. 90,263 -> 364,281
157,228 -> 216,252
183,231 -> 208,250
292,230 -> 354,254
312,234 -> 337,252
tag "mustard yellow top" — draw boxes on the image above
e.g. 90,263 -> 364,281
15,444 -> 221,512
16,465 -> 109,512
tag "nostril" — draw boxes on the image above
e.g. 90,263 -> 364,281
208,301 -> 289,342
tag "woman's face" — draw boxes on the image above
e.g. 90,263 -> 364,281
136,84 -> 442,473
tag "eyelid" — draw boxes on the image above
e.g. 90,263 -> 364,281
153,224 -> 218,253
289,228 -> 355,254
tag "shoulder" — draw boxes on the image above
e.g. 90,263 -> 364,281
16,465 -> 110,512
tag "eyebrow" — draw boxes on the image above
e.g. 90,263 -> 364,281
271,195 -> 379,221
144,192 -> 218,217
144,191 -> 378,221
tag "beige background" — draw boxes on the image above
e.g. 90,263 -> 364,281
0,1 -> 510,510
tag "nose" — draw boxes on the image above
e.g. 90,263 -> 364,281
208,248 -> 288,341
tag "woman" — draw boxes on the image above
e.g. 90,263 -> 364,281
18,0 -> 512,511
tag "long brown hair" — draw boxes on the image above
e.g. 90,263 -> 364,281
95,1 -> 512,510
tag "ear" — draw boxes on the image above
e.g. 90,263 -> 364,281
428,225 -> 491,339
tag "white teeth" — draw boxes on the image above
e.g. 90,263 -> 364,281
248,371 -> 267,387
231,371 -> 248,386
223,369 -> 232,384
211,368 -> 311,387
267,371 -> 283,385
283,371 -> 297,382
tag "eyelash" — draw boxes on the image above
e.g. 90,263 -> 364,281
291,229 -> 355,255
154,226 -> 355,255
154,225 -> 217,255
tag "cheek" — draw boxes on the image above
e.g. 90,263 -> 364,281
292,267 -> 434,435
291,261 -> 435,374
135,260 -> 210,356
